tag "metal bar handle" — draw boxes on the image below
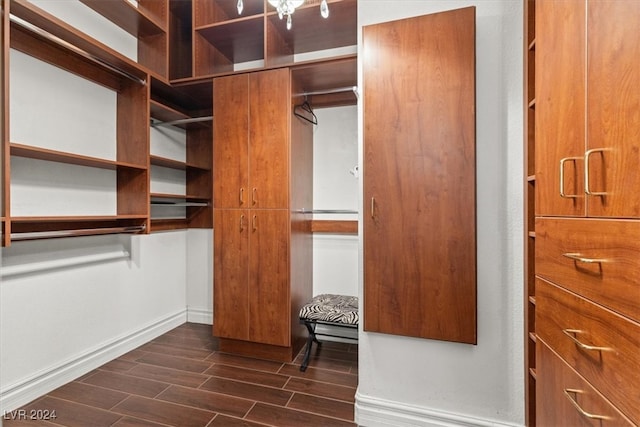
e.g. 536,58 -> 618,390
252,215 -> 257,231
240,215 -> 245,232
562,253 -> 609,264
252,188 -> 257,206
563,389 -> 610,420
562,329 -> 611,352
584,148 -> 610,196
371,197 -> 375,219
559,156 -> 582,198
239,188 -> 244,205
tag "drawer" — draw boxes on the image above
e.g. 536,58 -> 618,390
536,278 -> 640,425
535,217 -> 640,323
537,341 -> 634,427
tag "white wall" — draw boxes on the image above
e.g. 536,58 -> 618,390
356,1 -> 524,426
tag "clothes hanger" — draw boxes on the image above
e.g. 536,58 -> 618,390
294,98 -> 318,125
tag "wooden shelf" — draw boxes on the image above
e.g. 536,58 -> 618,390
310,220 -> 357,234
528,231 -> 536,238
529,295 -> 536,305
291,56 -> 357,108
79,0 -> 166,37
11,143 -> 146,170
527,174 -> 536,182
528,98 -> 536,108
150,218 -> 189,232
529,367 -> 537,380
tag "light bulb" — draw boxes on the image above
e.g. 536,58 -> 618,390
320,0 -> 329,18
237,0 -> 243,14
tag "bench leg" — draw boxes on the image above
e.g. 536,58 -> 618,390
300,321 -> 320,372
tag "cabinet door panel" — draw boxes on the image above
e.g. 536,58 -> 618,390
248,209 -> 290,346
537,341 -> 634,427
213,74 -> 249,209
586,0 -> 640,218
535,0 -> 586,217
249,69 -> 289,209
213,209 -> 250,341
363,7 -> 476,343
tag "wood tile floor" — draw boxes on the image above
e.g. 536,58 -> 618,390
4,323 -> 358,427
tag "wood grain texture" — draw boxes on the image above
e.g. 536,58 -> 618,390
586,0 -> 640,218
536,341 -> 635,426
363,7 -> 477,343
536,278 -> 640,425
535,217 -> 640,323
310,220 -> 357,234
535,0 -> 586,217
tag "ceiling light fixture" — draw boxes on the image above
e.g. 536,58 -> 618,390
237,0 -> 329,30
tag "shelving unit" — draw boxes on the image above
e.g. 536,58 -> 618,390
190,0 -> 356,79
148,92 -> 213,232
80,0 -> 169,80
523,0 -> 536,425
3,0 -> 150,246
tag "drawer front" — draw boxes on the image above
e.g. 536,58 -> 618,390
536,278 -> 640,425
536,217 -> 640,323
537,341 -> 634,427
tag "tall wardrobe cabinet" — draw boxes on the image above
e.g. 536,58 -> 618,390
534,0 -> 640,425
212,68 -> 313,362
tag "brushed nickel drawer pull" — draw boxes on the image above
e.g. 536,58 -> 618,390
371,197 -> 375,219
252,215 -> 257,231
559,156 -> 582,198
240,188 -> 244,205
562,329 -> 611,352
240,215 -> 245,232
252,188 -> 257,206
563,389 -> 610,420
584,148 -> 610,196
562,253 -> 608,264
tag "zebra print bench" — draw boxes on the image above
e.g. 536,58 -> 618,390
298,294 -> 359,372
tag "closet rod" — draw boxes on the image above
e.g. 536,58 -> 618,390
9,15 -> 147,86
296,209 -> 359,214
10,224 -> 146,242
296,86 -> 359,97
150,116 -> 213,128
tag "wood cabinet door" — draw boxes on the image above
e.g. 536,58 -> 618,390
586,0 -> 640,218
213,209 -> 250,341
363,7 -> 476,344
213,74 -> 249,209
248,209 -> 290,346
537,341 -> 635,427
248,69 -> 289,209
535,0 -> 586,217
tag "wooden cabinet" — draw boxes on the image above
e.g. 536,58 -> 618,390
1,0 -> 8,246
213,68 -> 313,362
362,7 -> 476,344
534,1 -> 640,424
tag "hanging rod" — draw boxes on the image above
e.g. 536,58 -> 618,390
9,15 -> 147,86
295,209 -> 359,214
1,250 -> 130,278
150,116 -> 213,128
10,224 -> 146,242
151,202 -> 210,207
295,86 -> 359,98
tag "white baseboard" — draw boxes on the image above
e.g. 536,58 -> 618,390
355,392 -> 523,427
0,309 -> 187,413
187,307 -> 213,325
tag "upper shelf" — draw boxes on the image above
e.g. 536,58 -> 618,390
10,143 -> 147,170
291,56 -> 357,107
79,0 -> 167,37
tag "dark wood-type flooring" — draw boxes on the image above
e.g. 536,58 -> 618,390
4,323 -> 358,427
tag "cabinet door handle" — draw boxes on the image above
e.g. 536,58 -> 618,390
559,156 -> 582,198
562,329 -> 611,352
563,389 -> 610,420
252,215 -> 257,231
239,188 -> 244,205
240,215 -> 245,232
562,253 -> 609,264
371,197 -> 376,219
584,148 -> 610,196
252,188 -> 257,206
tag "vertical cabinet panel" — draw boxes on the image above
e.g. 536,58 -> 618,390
213,73 -> 249,209
363,7 -> 477,344
248,69 -> 289,209
586,0 -> 640,218
248,209 -> 290,346
213,209 -> 250,341
535,0 -> 586,217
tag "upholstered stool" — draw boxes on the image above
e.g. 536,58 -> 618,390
298,294 -> 359,371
